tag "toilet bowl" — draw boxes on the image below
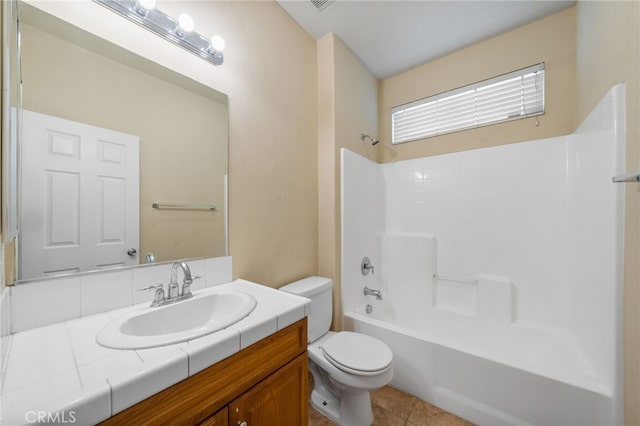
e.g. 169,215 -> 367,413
280,277 -> 393,426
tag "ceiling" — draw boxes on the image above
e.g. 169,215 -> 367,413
277,0 -> 575,79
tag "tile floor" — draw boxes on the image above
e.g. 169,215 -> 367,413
308,384 -> 475,426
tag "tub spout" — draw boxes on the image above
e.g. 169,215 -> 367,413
364,286 -> 383,300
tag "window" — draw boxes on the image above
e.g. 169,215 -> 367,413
391,63 -> 545,144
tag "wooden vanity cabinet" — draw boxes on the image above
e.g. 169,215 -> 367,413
199,408 -> 228,426
228,353 -> 308,426
101,319 -> 308,426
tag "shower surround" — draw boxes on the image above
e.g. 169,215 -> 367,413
341,85 -> 625,425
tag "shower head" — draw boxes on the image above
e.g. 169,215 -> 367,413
361,133 -> 380,146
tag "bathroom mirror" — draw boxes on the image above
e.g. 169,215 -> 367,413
1,0 -> 20,244
10,2 -> 229,281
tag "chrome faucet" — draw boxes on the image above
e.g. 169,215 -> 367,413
139,261 -> 197,307
364,286 -> 383,300
170,261 -> 194,299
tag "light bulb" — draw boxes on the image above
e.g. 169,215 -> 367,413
210,35 -> 225,52
134,0 -> 155,15
138,0 -> 156,11
178,13 -> 195,33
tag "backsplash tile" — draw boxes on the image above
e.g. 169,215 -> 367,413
184,259 -> 208,292
10,256 -> 232,333
81,269 -> 134,316
132,263 -> 173,305
203,256 -> 233,287
11,277 -> 81,332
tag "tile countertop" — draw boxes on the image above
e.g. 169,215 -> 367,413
0,280 -> 310,425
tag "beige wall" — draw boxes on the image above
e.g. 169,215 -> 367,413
211,1 -> 319,286
575,2 -> 640,424
20,23 -> 228,267
317,34 -> 378,329
317,34 -> 337,323
379,7 -> 577,162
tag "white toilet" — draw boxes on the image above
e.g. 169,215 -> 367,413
280,276 -> 393,426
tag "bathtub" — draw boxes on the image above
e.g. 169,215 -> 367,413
343,304 -> 615,426
340,85 -> 625,425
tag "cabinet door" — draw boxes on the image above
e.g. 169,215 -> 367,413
199,407 -> 228,426
229,353 -> 308,426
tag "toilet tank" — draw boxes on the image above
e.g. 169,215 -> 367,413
279,276 -> 332,343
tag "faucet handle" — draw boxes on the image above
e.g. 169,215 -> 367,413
139,284 -> 161,291
139,284 -> 165,305
361,257 -> 375,275
184,275 -> 201,285
181,276 -> 200,298
182,281 -> 192,297
167,281 -> 180,299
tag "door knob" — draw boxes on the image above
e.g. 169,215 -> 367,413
127,248 -> 137,257
237,422 -> 247,426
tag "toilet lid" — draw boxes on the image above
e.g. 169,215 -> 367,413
320,332 -> 392,376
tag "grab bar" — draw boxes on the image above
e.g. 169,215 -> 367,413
433,273 -> 477,284
152,202 -> 216,211
612,169 -> 640,183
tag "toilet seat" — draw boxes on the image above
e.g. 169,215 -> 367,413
320,331 -> 393,376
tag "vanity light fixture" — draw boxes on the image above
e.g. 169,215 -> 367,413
134,0 -> 155,16
209,35 -> 226,54
176,13 -> 194,36
94,0 -> 225,66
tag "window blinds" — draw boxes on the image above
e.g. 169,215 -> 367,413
391,63 -> 545,144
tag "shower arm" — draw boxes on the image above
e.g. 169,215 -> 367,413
360,133 -> 380,146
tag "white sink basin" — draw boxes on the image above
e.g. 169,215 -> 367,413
97,290 -> 257,349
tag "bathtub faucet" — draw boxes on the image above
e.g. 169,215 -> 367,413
364,286 -> 383,301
